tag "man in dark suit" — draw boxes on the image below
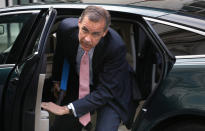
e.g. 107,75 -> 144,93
42,6 -> 136,131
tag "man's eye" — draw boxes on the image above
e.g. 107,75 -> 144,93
82,29 -> 86,32
82,27 -> 88,33
93,33 -> 100,37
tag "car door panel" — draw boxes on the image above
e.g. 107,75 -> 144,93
0,65 -> 14,113
5,53 -> 40,131
0,11 -> 41,131
131,18 -> 175,101
1,8 -> 56,131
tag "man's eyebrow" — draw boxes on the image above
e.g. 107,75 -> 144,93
82,26 -> 101,35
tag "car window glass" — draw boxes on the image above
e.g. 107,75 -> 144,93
148,21 -> 205,56
0,13 -> 33,64
111,22 -> 136,69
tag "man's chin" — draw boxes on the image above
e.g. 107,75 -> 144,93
82,46 -> 91,52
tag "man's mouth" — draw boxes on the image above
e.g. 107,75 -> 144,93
81,43 -> 91,51
83,42 -> 91,48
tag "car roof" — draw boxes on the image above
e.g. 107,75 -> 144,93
0,3 -> 174,18
0,3 -> 205,31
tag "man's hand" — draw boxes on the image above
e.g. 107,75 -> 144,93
41,102 -> 70,115
53,81 -> 60,99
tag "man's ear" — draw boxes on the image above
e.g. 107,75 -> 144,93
78,19 -> 81,27
103,29 -> 108,37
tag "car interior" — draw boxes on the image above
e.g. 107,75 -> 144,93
37,13 -> 164,131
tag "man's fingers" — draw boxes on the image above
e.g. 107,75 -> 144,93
41,102 -> 66,115
54,83 -> 60,92
41,102 -> 46,107
53,84 -> 60,99
54,86 -> 60,92
41,102 -> 49,109
41,102 -> 53,110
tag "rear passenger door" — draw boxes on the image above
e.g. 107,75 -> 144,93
133,16 -> 205,131
1,7 -> 56,131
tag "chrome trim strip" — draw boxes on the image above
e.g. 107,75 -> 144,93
0,10 -> 40,16
34,51 -> 38,55
144,17 -> 205,36
176,55 -> 205,59
175,62 -> 205,65
0,64 -> 15,68
142,108 -> 147,112
130,24 -> 136,71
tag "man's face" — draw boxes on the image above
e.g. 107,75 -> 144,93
78,15 -> 108,52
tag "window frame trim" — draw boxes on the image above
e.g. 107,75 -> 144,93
176,55 -> 205,59
0,64 -> 15,67
0,10 -> 40,16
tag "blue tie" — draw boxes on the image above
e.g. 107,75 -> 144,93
60,59 -> 69,91
57,59 -> 69,105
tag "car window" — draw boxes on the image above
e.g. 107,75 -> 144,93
111,22 -> 136,70
0,13 -> 33,64
148,21 -> 205,56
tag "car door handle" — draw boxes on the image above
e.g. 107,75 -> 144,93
10,77 -> 19,84
8,65 -> 20,85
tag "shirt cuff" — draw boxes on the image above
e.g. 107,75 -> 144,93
67,103 -> 77,117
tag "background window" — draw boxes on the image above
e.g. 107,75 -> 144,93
0,23 -> 23,52
0,13 -> 32,64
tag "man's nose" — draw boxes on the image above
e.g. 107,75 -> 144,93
84,35 -> 91,43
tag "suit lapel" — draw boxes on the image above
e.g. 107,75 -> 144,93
92,38 -> 106,74
70,29 -> 79,66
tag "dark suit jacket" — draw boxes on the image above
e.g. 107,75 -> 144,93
52,18 -> 136,126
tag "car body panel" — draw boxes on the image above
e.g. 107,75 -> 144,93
0,65 -> 14,85
0,65 -> 14,108
133,57 -> 205,131
0,3 -> 204,131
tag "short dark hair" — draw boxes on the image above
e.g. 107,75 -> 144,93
79,6 -> 111,31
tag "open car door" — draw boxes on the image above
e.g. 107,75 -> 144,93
1,7 -> 56,131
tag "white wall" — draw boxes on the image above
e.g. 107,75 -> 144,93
0,0 -> 6,8
0,0 -> 14,8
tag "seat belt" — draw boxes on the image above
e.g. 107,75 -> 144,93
56,59 -> 69,105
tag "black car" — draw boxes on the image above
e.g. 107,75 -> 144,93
0,3 -> 205,131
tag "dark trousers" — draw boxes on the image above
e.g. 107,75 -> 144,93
95,105 -> 121,131
50,105 -> 121,131
50,114 -> 83,131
